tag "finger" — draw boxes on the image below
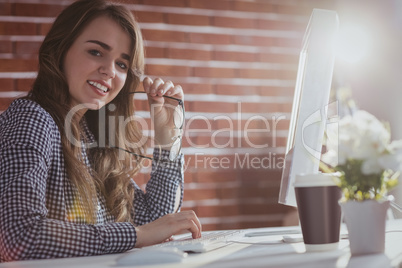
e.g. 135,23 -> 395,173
157,81 -> 174,96
164,236 -> 174,242
149,78 -> 165,96
193,213 -> 202,236
178,210 -> 202,238
143,77 -> 153,93
173,218 -> 200,239
186,220 -> 201,239
191,213 -> 202,238
166,84 -> 183,100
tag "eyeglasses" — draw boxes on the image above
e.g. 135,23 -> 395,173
113,91 -> 184,162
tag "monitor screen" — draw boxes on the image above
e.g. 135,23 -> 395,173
278,9 -> 339,207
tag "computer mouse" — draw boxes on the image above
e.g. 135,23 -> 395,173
116,247 -> 188,266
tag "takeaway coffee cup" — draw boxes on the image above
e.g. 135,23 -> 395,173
294,173 -> 342,252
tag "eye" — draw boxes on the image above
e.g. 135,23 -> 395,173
116,61 -> 127,70
88,49 -> 101,56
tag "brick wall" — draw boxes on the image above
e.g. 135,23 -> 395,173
0,0 -> 335,230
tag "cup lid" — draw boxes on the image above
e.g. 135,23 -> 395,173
294,173 -> 339,187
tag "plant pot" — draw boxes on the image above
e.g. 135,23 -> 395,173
340,200 -> 390,256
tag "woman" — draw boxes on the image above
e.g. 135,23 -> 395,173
0,0 -> 201,262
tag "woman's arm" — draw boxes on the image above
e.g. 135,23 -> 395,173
131,150 -> 201,248
129,78 -> 202,247
132,149 -> 184,226
132,77 -> 186,224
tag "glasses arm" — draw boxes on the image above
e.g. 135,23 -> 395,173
112,146 -> 153,161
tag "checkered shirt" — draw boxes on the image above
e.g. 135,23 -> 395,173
0,99 -> 184,262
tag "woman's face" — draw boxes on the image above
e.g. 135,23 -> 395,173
64,15 -> 131,111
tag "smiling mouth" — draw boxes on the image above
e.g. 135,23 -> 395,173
88,80 -> 110,93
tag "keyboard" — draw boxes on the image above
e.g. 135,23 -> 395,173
145,230 -> 243,253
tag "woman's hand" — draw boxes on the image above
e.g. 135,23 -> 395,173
142,77 -> 183,149
134,210 -> 202,248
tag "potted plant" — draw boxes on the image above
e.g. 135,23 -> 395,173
320,109 -> 400,255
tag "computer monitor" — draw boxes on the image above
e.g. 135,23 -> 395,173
278,9 -> 339,207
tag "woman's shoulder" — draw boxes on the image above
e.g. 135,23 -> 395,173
5,98 -> 47,112
0,98 -> 58,134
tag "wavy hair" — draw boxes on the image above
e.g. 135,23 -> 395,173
27,0 -> 145,223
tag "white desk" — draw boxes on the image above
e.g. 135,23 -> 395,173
1,219 -> 401,268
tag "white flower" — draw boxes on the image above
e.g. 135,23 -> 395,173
347,111 -> 389,160
322,110 -> 400,175
361,157 -> 382,175
322,106 -> 401,201
321,149 -> 339,167
378,140 -> 402,171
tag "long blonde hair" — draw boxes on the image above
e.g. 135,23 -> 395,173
28,0 -> 145,223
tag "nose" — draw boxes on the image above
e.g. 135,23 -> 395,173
99,60 -> 116,79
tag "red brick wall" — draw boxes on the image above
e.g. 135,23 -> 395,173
0,0 -> 335,230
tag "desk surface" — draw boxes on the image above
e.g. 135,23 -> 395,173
1,219 -> 401,268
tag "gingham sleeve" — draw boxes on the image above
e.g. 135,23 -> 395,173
0,101 -> 136,261
133,150 -> 184,226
